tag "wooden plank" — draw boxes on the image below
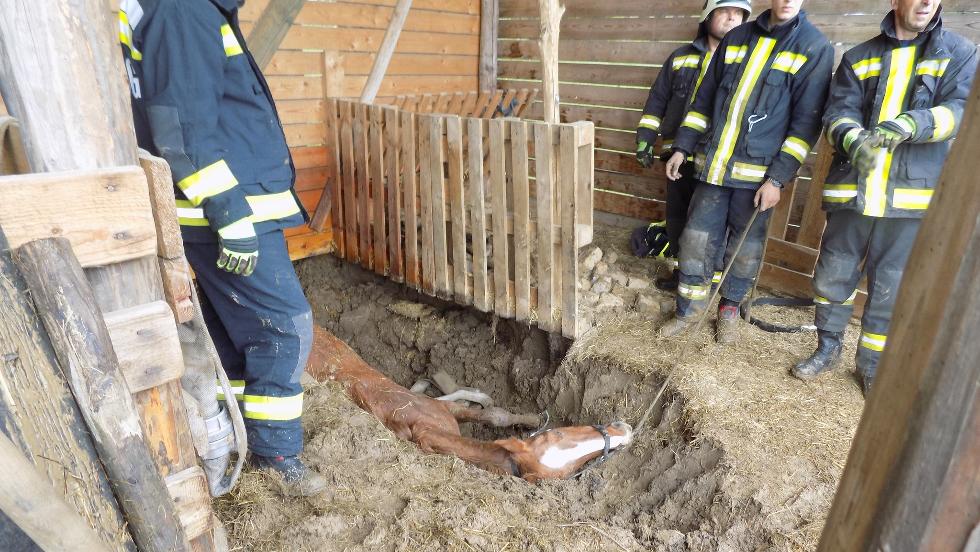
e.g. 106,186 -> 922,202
489,119 -> 512,317
354,104 -> 372,267
480,0 -> 499,91
471,91 -> 494,120
498,60 -> 660,88
498,38 -> 679,65
433,92 -> 453,114
764,238 -> 818,275
417,114 -> 435,294
104,302 -> 184,395
157,257 -> 194,325
538,0 -> 564,124
138,152 -> 183,260
768,178 -> 797,240
460,91 -> 480,117
533,122 -> 557,332
166,467 -> 213,542
280,26 -> 479,56
446,116 -> 469,304
370,105 -> 387,274
0,167 -> 156,268
246,0 -> 305,69
15,238 -> 191,552
467,118 -> 491,312
360,0 -> 414,103
798,139 -> 834,249
384,106 -> 404,283
427,115 -> 451,298
511,120 -> 532,322
481,90 -> 504,119
312,100 -> 342,242
575,122 -> 595,246
296,2 -> 479,34
500,0 -> 968,17
558,124 -> 580,337
400,110 -> 420,288
340,102 -> 358,261
286,230 -> 335,261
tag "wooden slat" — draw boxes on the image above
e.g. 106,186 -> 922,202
158,257 -> 194,324
433,92 -> 453,113
498,60 -> 660,88
489,118 -> 511,317
798,139 -> 834,249
575,122 -> 595,246
340,102 -> 358,261
768,178 -> 797,240
559,124 -> 581,338
460,91 -> 480,117
417,114 -> 435,294
400,110 -> 420,288
310,100 -> 339,234
165,467 -> 213,542
104,301 -> 184,395
467,118 -> 491,312
329,100 -> 344,251
511,120 -> 531,322
354,104 -> 372,267
0,166 -> 156,267
479,0 -> 499,91
447,92 -> 466,116
296,2 -> 480,34
370,105 -> 387,274
246,0 -> 305,69
280,27 -> 480,56
446,116 -> 469,304
533,122 -> 557,332
138,152 -> 183,260
384,106 -> 404,282
427,115 -> 451,298
498,38 -> 678,65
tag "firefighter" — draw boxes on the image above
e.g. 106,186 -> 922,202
635,0 -> 751,292
792,0 -> 977,394
118,0 -> 327,495
660,0 -> 834,344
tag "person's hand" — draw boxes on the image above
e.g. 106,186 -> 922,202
848,129 -> 881,179
873,115 -> 915,152
754,179 -> 782,212
217,220 -> 259,276
665,151 -> 687,181
636,141 -> 655,168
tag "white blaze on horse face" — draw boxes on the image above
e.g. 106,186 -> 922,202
539,435 -> 628,470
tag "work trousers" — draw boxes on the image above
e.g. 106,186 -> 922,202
185,230 -> 313,457
665,162 -> 698,258
812,210 -> 920,379
676,183 -> 771,318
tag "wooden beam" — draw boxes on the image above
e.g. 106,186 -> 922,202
0,116 -> 30,175
104,301 -> 186,394
166,467 -> 214,542
818,78 -> 980,552
138,151 -> 184,260
0,167 -> 157,267
537,0 -> 564,124
14,238 -> 191,552
246,0 -> 306,70
360,0 -> 414,103
479,0 -> 499,92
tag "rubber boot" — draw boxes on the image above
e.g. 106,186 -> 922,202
659,314 -> 694,338
860,373 -> 875,397
655,269 -> 679,292
715,300 -> 740,345
252,454 -> 328,497
792,330 -> 844,380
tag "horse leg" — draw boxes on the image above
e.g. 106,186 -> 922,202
443,402 -> 542,428
413,427 -> 519,477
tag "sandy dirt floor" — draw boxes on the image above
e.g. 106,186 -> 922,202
215,224 -> 865,551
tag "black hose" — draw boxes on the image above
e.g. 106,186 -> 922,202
740,296 -> 817,334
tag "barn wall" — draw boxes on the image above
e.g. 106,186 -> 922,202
497,0 -> 980,227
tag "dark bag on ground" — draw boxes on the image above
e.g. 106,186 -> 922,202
630,221 -> 671,258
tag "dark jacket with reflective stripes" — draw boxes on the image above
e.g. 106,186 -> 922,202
822,9 -> 977,219
636,29 -> 711,154
672,11 -> 834,190
119,0 -> 306,241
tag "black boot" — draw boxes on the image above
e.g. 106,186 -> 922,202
792,330 -> 844,380
655,269 -> 679,291
860,372 -> 875,397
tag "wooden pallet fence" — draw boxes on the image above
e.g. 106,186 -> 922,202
392,88 -> 538,119
322,98 -> 594,338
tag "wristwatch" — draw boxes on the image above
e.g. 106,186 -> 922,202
767,177 -> 784,189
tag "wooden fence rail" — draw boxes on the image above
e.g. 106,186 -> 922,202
319,97 -> 594,338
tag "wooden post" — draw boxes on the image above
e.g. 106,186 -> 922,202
537,0 -> 564,124
818,79 -> 980,551
14,238 -> 190,552
360,0 -> 413,103
479,0 -> 499,92
246,0 -> 305,70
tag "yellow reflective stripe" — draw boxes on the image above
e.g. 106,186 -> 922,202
781,136 -> 810,163
771,51 -> 808,74
731,162 -> 768,182
823,183 -> 858,203
709,37 -> 776,186
852,57 -> 883,80
725,45 -> 748,64
865,46 -> 916,218
176,191 -> 302,227
221,24 -> 244,57
814,290 -> 856,306
177,160 -> 239,205
118,11 -> 143,61
930,105 -> 956,141
828,117 -> 862,144
893,188 -> 933,210
682,111 -> 709,132
243,393 -> 304,421
916,58 -> 950,77
639,115 -> 662,131
711,271 -> 722,284
672,55 -> 702,71
690,50 -> 715,107
860,332 -> 887,352
678,283 -> 709,300
217,380 -> 246,401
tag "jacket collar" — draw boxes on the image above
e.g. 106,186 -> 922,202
881,6 -> 943,43
208,0 -> 241,15
692,28 -> 710,53
755,9 -> 804,38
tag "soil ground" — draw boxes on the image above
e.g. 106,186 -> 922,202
215,224 -> 865,552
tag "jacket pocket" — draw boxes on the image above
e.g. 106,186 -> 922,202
745,71 -> 790,158
910,75 -> 938,110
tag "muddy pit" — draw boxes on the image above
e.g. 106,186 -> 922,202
216,225 -> 864,552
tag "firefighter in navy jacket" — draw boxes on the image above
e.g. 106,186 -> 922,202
119,0 -> 326,495
635,0 -> 751,291
660,0 -> 834,344
792,0 -> 977,394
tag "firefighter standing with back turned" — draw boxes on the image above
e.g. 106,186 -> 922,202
118,0 -> 328,496
660,0 -> 834,344
635,0 -> 751,292
791,0 -> 977,395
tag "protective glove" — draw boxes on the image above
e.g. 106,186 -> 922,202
873,114 -> 916,152
217,220 -> 259,276
636,127 -> 657,168
846,129 -> 881,179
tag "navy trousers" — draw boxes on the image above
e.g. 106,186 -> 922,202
185,230 -> 313,457
811,210 -> 920,379
675,182 -> 771,318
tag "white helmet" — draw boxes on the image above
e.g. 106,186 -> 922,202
701,0 -> 752,23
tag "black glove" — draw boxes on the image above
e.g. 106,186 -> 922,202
636,127 -> 657,168
217,220 -> 259,276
